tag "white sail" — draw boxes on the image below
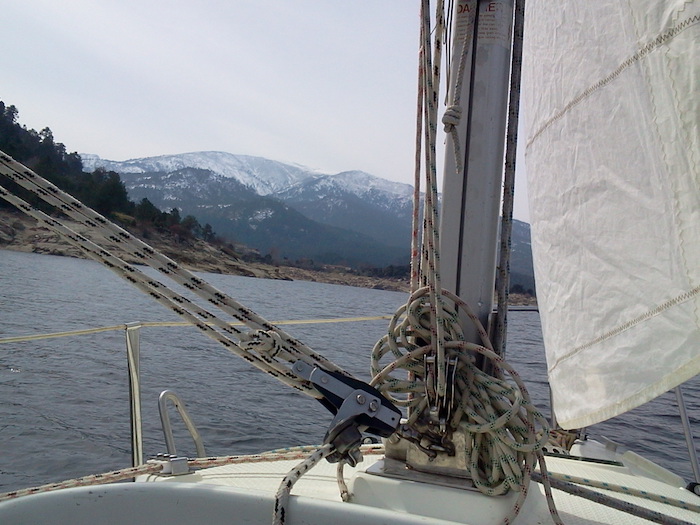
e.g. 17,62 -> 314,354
522,1 -> 700,428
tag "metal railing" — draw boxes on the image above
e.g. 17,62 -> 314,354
0,316 -> 392,468
1,320 -> 698,482
158,389 -> 206,458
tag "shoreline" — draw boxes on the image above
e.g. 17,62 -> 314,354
0,208 -> 410,292
0,208 -> 536,305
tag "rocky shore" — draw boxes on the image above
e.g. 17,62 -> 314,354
0,208 -> 409,291
0,208 -> 536,305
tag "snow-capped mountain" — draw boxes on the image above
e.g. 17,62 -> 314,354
277,170 -> 414,210
300,170 -> 414,204
82,151 -> 417,267
82,151 -> 319,196
274,171 -> 415,247
83,152 -> 415,208
82,150 -> 533,287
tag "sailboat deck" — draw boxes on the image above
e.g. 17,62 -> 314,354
140,452 -> 700,524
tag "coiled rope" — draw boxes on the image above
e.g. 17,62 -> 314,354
371,287 -> 559,522
371,2 -> 562,524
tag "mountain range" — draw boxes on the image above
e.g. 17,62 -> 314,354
82,151 -> 534,291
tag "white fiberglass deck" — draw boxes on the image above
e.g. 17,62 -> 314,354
1,451 -> 698,524
136,451 -> 699,524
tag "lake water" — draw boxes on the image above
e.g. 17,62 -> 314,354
0,250 -> 698,492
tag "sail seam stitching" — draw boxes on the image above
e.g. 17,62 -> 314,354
549,285 -> 700,372
661,2 -> 699,327
527,12 -> 700,148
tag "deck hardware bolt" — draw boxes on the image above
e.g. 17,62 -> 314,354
321,376 -> 329,384
369,400 -> 378,412
356,394 -> 366,405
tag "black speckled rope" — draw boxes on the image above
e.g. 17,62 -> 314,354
0,151 -> 346,395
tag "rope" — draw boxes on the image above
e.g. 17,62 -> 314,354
268,444 -> 385,523
418,0 -> 450,405
0,444 -> 386,507
532,472 -> 697,525
0,324 -> 126,344
535,452 -> 566,525
0,316 -> 392,346
440,0 -> 476,179
493,0 -> 526,359
187,446 -> 330,470
336,461 -> 352,502
0,463 -> 163,502
0,151 -> 350,396
371,3 -> 564,524
273,444 -> 334,525
548,472 -> 700,514
270,443 -> 391,522
371,288 -> 553,494
409,1 -> 426,294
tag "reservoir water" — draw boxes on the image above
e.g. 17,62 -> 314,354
1,249 -> 698,492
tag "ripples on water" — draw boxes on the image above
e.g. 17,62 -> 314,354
1,250 -> 698,492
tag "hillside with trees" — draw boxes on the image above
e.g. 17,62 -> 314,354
0,101 -> 534,300
0,101 -> 416,291
0,101 -> 216,244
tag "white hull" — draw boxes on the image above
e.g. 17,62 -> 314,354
2,443 -> 698,524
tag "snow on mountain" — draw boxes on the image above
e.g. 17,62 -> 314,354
81,150 -> 426,250
82,152 -> 416,207
327,171 -> 414,199
273,169 -> 414,212
82,151 -> 317,195
79,150 -> 532,276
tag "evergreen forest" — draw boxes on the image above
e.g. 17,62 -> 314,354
0,101 -> 216,242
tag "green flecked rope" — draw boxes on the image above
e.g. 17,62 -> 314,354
532,471 -> 698,525
548,472 -> 700,515
370,4 -> 564,524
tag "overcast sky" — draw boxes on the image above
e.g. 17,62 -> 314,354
2,0 -> 530,222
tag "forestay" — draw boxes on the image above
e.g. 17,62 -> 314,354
522,1 -> 700,428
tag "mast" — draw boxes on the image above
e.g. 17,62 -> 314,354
440,0 -> 514,347
383,0 -> 519,478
